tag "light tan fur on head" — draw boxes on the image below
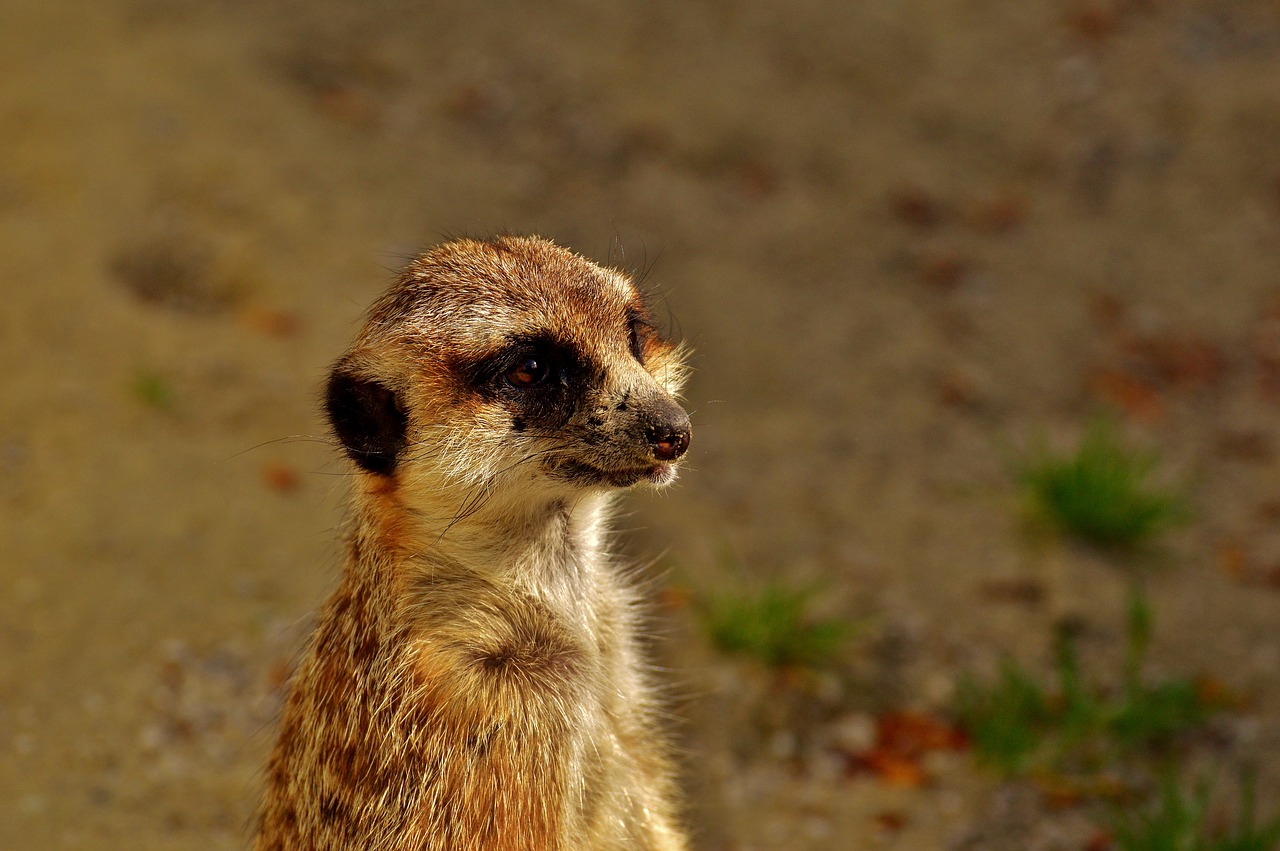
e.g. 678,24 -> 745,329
256,235 -> 691,851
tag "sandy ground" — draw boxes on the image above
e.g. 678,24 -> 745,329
2,1 -> 1279,848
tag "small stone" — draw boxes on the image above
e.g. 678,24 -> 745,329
767,729 -> 796,760
828,712 -> 876,753
18,793 -> 46,814
12,732 -> 36,756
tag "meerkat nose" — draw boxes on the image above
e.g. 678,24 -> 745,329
645,404 -> 692,462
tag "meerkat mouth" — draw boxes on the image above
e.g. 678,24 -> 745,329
549,458 -> 677,488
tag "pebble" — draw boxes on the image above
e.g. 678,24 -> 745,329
828,712 -> 876,753
18,793 -> 46,814
13,732 -> 36,756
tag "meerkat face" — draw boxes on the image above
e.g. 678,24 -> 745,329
324,236 -> 691,511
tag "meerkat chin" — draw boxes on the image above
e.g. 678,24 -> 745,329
256,235 -> 692,851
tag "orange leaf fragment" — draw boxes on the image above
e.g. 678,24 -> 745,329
1194,675 -> 1240,710
655,585 -> 693,612
240,306 -> 301,338
889,186 -> 945,229
876,710 -> 969,756
873,810 -> 908,833
969,189 -> 1029,233
1088,366 -> 1165,424
1218,541 -> 1248,580
919,252 -> 972,290
1261,565 -> 1280,590
1087,292 -> 1127,330
843,709 -> 967,787
1120,332 -> 1225,392
1035,774 -> 1085,810
1067,3 -> 1118,42
1084,829 -> 1115,851
857,748 -> 928,789
736,158 -> 780,199
1216,430 -> 1273,462
262,461 -> 300,493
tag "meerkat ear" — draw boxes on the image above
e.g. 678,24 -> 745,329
324,368 -> 408,476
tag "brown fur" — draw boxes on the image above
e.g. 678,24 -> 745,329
256,236 -> 690,850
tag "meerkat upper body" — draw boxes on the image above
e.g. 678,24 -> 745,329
256,236 -> 691,851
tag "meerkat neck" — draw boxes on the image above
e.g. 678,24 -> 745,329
350,483 -> 614,605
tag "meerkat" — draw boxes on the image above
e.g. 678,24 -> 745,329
255,235 -> 692,851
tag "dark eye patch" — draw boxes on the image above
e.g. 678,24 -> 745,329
473,337 -> 596,435
459,335 -> 591,431
464,335 -> 577,392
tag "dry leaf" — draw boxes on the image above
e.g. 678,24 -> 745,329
1218,541 -> 1248,580
240,306 -> 300,338
655,585 -> 693,612
1194,675 -> 1241,710
1067,3 -> 1118,42
1084,829 -> 1114,851
1119,332 -> 1225,392
873,811 -> 908,833
1216,430 -> 1273,462
844,710 -> 968,786
1088,366 -> 1165,424
853,748 -> 928,788
969,189 -> 1029,233
919,252 -> 972,290
889,186 -> 945,229
262,461 -> 300,493
1087,292 -> 1127,330
877,710 -> 969,755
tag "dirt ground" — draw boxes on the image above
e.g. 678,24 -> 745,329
2,1 -> 1279,848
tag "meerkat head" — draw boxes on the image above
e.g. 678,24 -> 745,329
324,236 -> 691,518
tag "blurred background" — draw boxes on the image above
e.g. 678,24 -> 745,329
2,1 -> 1280,848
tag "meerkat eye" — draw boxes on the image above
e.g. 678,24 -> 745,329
505,354 -> 552,388
628,314 -> 653,363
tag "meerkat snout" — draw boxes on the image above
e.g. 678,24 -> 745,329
642,396 -> 692,462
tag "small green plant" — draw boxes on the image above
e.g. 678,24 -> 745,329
955,659 -> 1051,774
132,370 -> 175,410
1110,772 -> 1280,851
701,581 -> 850,670
957,589 -> 1213,778
1109,591 -> 1210,752
1016,419 -> 1186,547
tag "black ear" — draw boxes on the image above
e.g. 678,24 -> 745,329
324,369 -> 408,476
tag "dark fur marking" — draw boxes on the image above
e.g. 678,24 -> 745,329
459,334 -> 592,432
325,370 -> 407,476
319,794 -> 345,825
473,634 -> 582,690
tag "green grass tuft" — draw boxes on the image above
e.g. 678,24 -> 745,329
701,581 -> 851,670
956,660 -> 1051,774
957,588 -> 1214,779
131,370 -> 175,410
1016,419 -> 1187,547
1110,773 -> 1280,851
